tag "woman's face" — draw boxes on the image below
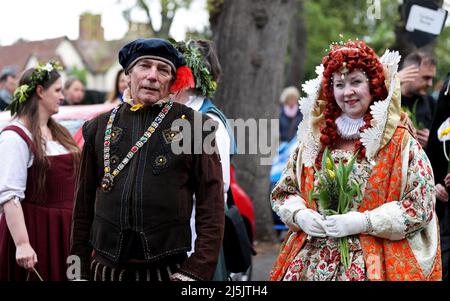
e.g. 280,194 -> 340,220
39,78 -> 64,116
332,70 -> 372,119
64,80 -> 85,104
118,72 -> 128,94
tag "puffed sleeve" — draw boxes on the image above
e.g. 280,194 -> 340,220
0,131 -> 33,214
271,142 -> 308,231
367,137 -> 436,240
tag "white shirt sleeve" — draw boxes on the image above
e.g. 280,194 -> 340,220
0,130 -> 33,214
206,113 -> 230,200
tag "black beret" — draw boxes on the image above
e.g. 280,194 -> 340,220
119,38 -> 186,73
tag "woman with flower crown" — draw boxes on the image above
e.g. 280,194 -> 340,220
0,62 -> 80,281
270,40 -> 441,281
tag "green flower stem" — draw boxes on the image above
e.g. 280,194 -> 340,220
339,237 -> 350,270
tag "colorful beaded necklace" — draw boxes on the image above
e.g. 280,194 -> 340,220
101,100 -> 173,192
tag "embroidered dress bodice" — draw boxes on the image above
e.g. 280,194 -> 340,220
283,150 -> 372,281
0,120 -> 70,211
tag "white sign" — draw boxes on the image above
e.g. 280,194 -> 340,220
406,5 -> 448,35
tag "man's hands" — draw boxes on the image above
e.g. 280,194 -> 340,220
445,173 -> 450,188
436,184 -> 449,202
416,128 -> 430,149
436,173 -> 450,202
399,65 -> 420,85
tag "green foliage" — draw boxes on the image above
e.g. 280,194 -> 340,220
402,99 -> 425,130
67,66 -> 87,86
169,38 -> 217,97
434,26 -> 450,81
303,0 -> 399,81
206,0 -> 223,15
185,25 -> 212,40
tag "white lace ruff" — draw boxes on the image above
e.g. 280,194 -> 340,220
335,115 -> 365,140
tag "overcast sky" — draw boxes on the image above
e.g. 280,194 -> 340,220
1,0 -> 449,47
0,0 -> 209,46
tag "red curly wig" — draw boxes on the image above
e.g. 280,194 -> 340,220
315,40 -> 388,168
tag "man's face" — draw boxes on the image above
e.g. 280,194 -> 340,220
128,58 -> 174,105
5,75 -> 17,94
406,63 -> 436,96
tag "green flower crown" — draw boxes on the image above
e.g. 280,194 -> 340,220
8,60 -> 62,115
169,39 -> 217,98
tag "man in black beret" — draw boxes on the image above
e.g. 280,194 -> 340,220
70,38 -> 225,281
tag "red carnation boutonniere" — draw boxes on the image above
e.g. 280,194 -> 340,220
170,66 -> 195,94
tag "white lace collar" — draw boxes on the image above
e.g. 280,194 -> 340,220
336,114 -> 365,140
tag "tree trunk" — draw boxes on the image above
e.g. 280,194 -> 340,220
212,0 -> 296,242
285,0 -> 307,87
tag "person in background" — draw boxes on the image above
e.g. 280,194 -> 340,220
105,69 -> 127,106
270,40 -> 441,281
399,51 -> 437,149
0,69 -> 17,111
0,61 -> 80,280
431,80 -> 444,104
173,39 -> 232,280
70,38 -> 224,281
279,86 -> 302,143
426,72 -> 450,281
62,76 -> 85,105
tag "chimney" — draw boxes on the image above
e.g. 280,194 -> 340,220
79,13 -> 104,41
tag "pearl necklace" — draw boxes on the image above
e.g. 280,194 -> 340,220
335,114 -> 365,140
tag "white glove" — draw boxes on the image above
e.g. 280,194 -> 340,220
324,211 -> 368,238
294,209 -> 327,237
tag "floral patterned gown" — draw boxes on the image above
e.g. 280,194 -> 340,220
272,137 -> 436,281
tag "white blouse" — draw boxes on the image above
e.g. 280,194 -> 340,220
0,120 -> 70,213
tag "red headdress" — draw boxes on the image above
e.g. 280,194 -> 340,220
169,65 -> 195,94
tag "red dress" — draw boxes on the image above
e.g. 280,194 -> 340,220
0,126 -> 76,281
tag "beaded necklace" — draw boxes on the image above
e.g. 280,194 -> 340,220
101,100 -> 173,192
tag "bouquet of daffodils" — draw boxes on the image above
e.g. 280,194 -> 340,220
309,147 -> 361,269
